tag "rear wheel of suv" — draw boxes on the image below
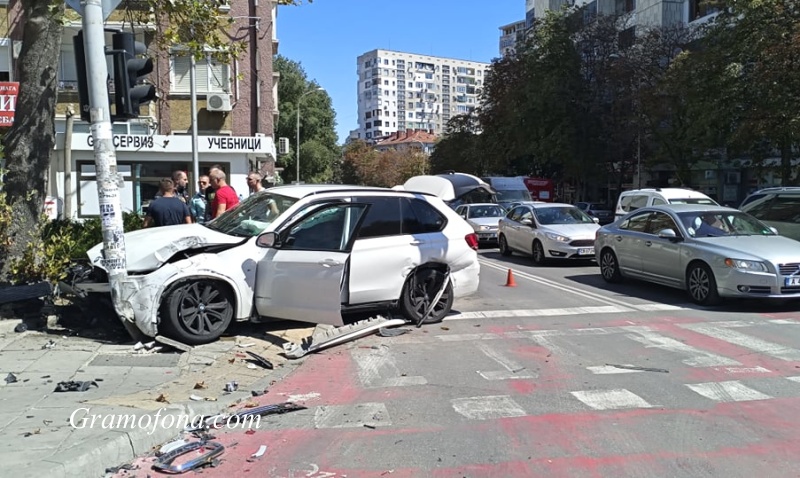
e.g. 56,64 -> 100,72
399,268 -> 454,325
161,280 -> 234,345
498,235 -> 512,256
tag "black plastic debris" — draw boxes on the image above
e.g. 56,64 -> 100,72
53,380 -> 99,392
607,364 -> 669,373
5,373 -> 18,384
378,327 -> 411,337
245,351 -> 274,370
13,323 -> 27,333
251,389 -> 267,397
233,402 -> 306,419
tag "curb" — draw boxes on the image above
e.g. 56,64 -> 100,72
6,346 -> 307,478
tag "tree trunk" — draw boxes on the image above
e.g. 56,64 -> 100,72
0,0 -> 64,281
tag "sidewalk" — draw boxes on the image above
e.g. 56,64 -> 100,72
0,310 -> 314,478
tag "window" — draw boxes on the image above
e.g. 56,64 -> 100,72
620,194 -> 648,212
171,54 -> 229,94
652,198 -> 667,206
689,0 -> 721,21
619,212 -> 650,232
424,72 -> 433,79
283,204 -> 367,251
764,195 -> 800,222
356,197 -> 402,238
415,82 -> 424,88
402,198 -> 446,234
645,212 -> 678,235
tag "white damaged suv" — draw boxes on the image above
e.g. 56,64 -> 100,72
69,185 -> 481,344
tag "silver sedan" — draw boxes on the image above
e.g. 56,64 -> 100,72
454,203 -> 506,244
595,204 -> 800,305
499,203 -> 600,264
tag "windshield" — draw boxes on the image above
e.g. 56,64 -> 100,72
588,203 -> 610,210
677,211 -> 775,237
205,192 -> 299,237
496,190 -> 532,202
669,198 -> 718,206
535,206 -> 595,225
468,205 -> 506,218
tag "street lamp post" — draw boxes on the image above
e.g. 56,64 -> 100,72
295,87 -> 325,184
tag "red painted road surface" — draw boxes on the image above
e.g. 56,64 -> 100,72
115,312 -> 800,478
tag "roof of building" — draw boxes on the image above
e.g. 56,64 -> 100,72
375,129 -> 438,147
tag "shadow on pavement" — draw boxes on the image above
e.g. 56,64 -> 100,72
479,250 -> 596,269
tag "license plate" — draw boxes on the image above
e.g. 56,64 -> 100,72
786,277 -> 800,286
578,247 -> 595,256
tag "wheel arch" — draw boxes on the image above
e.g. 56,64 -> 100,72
397,262 -> 451,301
158,274 -> 241,323
684,258 -> 712,287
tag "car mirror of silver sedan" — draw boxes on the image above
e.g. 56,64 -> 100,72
657,229 -> 681,242
520,218 -> 534,227
256,231 -> 280,248
769,226 -> 779,235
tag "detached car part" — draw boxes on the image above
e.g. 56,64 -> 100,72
152,441 -> 224,474
282,316 -> 407,359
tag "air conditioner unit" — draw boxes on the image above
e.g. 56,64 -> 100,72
207,93 -> 232,112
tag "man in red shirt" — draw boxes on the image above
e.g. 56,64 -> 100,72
209,169 -> 239,219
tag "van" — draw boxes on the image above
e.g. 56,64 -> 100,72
739,187 -> 800,241
481,177 -> 533,209
615,188 -> 718,220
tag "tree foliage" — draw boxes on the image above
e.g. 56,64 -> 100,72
342,140 -> 427,188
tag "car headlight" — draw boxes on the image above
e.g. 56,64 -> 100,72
545,232 -> 570,242
724,259 -> 769,272
478,225 -> 491,231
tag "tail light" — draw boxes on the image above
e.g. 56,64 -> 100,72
465,233 -> 479,250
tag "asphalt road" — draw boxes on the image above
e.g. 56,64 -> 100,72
120,250 -> 800,477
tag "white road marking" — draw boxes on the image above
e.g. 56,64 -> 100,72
624,329 -> 740,367
529,335 -> 575,357
786,376 -> 800,383
630,304 -> 689,311
450,305 -> 631,321
351,345 -> 427,388
769,319 -> 800,325
451,395 -> 527,420
475,342 -> 535,380
685,381 -> 772,402
286,392 -> 321,402
570,389 -> 654,410
314,403 -> 391,429
681,323 -> 800,361
724,366 -> 771,374
587,365 -> 644,374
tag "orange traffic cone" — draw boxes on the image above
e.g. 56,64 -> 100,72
505,269 -> 517,287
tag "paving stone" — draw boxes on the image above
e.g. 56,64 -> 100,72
89,352 -> 181,367
0,349 -> 48,372
26,351 -> 96,373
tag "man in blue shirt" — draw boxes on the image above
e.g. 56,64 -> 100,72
145,178 -> 192,227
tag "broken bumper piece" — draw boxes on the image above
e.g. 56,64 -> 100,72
282,316 -> 408,359
152,441 -> 224,474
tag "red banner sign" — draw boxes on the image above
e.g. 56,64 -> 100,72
0,82 -> 19,127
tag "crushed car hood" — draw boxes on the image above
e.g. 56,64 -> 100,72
87,224 -> 246,272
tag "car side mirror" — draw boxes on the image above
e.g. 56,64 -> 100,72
593,217 -> 600,224
657,229 -> 681,242
256,231 -> 280,248
520,218 -> 533,227
769,227 -> 779,235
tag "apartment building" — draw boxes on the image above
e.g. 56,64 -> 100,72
2,0 -> 280,218
532,0 -> 719,29
354,49 -> 490,142
499,20 -> 527,57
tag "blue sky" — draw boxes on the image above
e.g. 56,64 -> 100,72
277,1 -> 523,144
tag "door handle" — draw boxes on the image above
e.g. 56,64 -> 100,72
318,259 -> 342,267
645,241 -> 652,247
409,241 -> 424,245
615,236 -> 623,242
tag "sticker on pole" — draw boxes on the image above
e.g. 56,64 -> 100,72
100,204 -> 116,227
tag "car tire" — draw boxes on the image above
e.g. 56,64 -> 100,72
687,263 -> 722,306
160,280 -> 235,345
532,240 -> 547,265
499,235 -> 512,256
600,249 -> 623,283
399,268 -> 454,325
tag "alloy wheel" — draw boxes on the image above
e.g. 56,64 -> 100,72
177,282 -> 232,337
688,267 -> 710,302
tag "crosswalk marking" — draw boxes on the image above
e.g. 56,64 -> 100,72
786,376 -> 800,384
587,365 -> 644,374
314,403 -> 391,429
451,395 -> 527,420
685,381 -> 772,402
450,306 -> 630,320
681,323 -> 800,361
351,345 -> 427,388
624,329 -> 741,367
570,389 -> 654,410
475,342 -> 535,380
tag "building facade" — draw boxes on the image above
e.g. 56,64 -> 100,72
354,49 -> 490,142
2,0 -> 280,218
499,20 -> 527,57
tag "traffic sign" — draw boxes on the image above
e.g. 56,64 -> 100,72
66,0 -> 122,20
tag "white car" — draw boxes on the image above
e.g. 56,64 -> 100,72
498,203 -> 600,264
71,185 -> 481,344
454,203 -> 506,245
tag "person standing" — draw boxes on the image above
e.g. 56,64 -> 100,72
205,164 -> 223,222
144,178 -> 192,227
209,169 -> 239,219
190,175 -> 210,224
247,172 -> 265,195
172,170 -> 190,203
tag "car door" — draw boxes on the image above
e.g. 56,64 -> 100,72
639,211 -> 683,286
253,202 -> 370,326
348,196 -> 420,304
613,211 -> 651,275
508,206 -> 532,251
500,206 -> 523,251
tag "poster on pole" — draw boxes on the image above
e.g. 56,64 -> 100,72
0,82 -> 19,127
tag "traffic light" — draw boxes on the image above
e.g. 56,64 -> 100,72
111,32 -> 155,119
73,31 -> 90,122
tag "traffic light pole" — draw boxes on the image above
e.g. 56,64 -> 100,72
81,0 -> 132,326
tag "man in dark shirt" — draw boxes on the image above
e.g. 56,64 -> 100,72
145,178 -> 192,227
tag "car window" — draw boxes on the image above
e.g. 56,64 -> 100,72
401,198 -> 446,234
507,206 -> 524,222
535,206 -> 594,225
629,195 -> 649,211
206,192 -> 299,237
619,212 -> 650,232
519,208 -> 534,223
739,193 -> 767,209
576,202 -> 588,210
668,198 -> 717,206
678,211 -> 774,237
283,204 -> 367,251
763,195 -> 800,222
588,203 -> 608,210
652,198 -> 667,206
468,205 -> 505,218
356,197 -> 402,239
646,212 -> 678,235
741,194 -> 775,219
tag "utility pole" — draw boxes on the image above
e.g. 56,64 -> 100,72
80,0 -> 130,319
